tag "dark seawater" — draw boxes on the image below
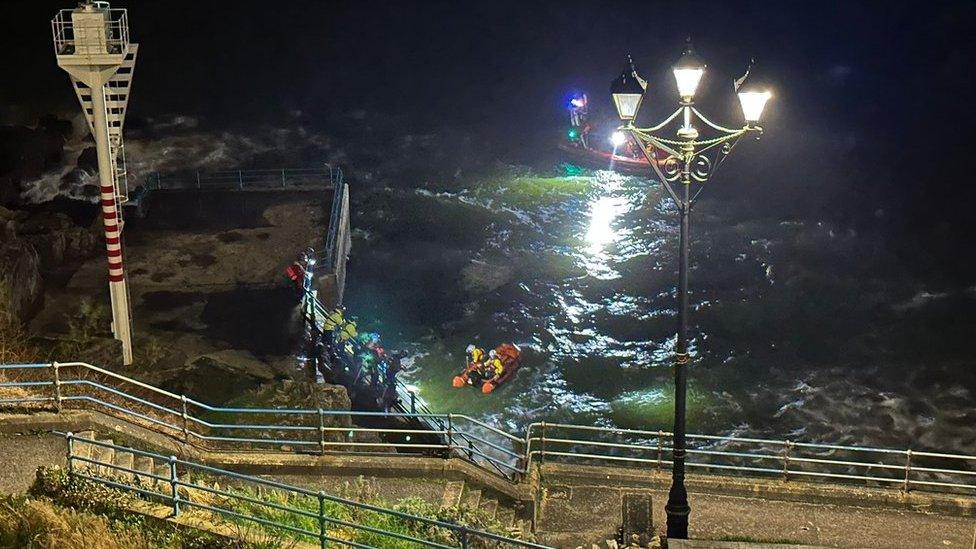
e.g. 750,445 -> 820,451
342,168 -> 976,454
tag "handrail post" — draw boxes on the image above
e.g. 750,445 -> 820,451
318,408 -> 326,455
195,170 -> 200,189
169,455 -> 180,517
281,168 -> 286,188
238,169 -> 244,190
903,449 -> 913,492
459,525 -> 469,549
540,421 -> 546,469
66,431 -> 74,476
180,395 -> 189,443
657,430 -> 664,469
410,391 -> 417,414
446,413 -> 454,458
318,490 -> 327,549
52,362 -> 62,412
783,440 -> 793,481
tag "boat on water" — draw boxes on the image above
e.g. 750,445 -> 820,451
452,343 -> 521,394
558,140 -> 666,175
558,91 -> 667,175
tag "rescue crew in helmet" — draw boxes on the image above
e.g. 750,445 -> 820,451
465,344 -> 485,365
485,349 -> 504,382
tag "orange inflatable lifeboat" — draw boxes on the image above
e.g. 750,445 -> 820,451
452,344 -> 521,394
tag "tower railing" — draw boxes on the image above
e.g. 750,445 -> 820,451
52,8 -> 130,56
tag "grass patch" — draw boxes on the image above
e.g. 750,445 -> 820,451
216,476 -> 518,548
27,466 -> 254,548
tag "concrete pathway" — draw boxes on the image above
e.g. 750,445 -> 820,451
537,480 -> 976,548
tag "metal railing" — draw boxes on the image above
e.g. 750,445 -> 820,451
3,362 -> 976,496
64,433 -> 545,549
525,422 -> 976,494
301,297 -> 524,480
0,362 -> 522,479
324,164 -> 348,271
145,167 -> 338,191
52,7 -> 130,56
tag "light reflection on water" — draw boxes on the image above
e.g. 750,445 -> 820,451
343,168 -> 976,454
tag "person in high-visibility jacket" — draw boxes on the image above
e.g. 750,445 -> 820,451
339,319 -> 358,342
322,308 -> 344,331
465,344 -> 486,366
485,349 -> 504,381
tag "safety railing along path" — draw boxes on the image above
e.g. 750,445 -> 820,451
0,361 -> 523,481
145,165 -> 341,192
64,433 -> 547,549
300,297 -> 522,481
3,361 -> 976,497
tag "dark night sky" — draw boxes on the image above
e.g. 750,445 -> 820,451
3,1 -> 976,279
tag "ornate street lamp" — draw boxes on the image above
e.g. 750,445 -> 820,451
609,40 -> 771,540
610,55 -> 647,122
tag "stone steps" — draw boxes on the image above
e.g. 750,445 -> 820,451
479,497 -> 498,519
439,479 -> 526,534
72,431 -> 172,492
460,487 -> 482,509
440,480 -> 465,509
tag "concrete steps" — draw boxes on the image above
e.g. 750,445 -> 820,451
479,497 -> 498,519
496,507 -> 516,527
440,480 -> 464,509
438,479 -> 529,537
73,431 -> 171,491
460,487 -> 482,509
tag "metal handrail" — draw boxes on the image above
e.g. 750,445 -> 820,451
64,433 -> 547,549
145,166 -> 338,192
4,362 -> 976,495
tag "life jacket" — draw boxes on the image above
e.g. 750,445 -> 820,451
468,347 -> 485,365
339,321 -> 358,341
322,309 -> 344,331
286,263 -> 304,283
489,357 -> 504,376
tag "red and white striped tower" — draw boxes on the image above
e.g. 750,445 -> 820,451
53,2 -> 137,364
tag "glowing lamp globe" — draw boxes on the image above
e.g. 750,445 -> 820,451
737,83 -> 772,124
610,131 -> 627,147
673,41 -> 705,100
610,62 -> 645,121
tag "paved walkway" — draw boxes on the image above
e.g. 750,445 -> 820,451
538,479 -> 976,548
0,433 -> 66,494
2,433 -> 974,548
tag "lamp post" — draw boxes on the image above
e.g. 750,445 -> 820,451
610,40 -> 771,540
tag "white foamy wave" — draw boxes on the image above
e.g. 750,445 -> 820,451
893,290 -> 950,311
19,114 -> 335,204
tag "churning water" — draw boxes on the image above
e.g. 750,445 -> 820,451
343,168 -> 976,454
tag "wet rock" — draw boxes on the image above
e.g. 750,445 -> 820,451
242,378 -> 352,415
462,259 -> 513,293
170,349 -> 280,403
0,240 -> 41,319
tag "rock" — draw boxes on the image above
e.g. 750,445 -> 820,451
168,349 -> 280,403
0,240 -> 42,320
245,378 -> 353,415
461,259 -> 513,293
